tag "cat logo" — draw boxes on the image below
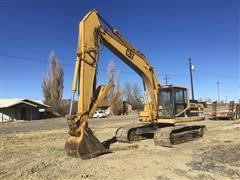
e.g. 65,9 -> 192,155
126,49 -> 135,60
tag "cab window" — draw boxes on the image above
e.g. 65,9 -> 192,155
175,88 -> 187,114
175,89 -> 184,103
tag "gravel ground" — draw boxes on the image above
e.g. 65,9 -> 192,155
1,117 -> 239,180
188,144 -> 240,178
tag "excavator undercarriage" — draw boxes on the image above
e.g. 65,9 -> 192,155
116,123 -> 205,147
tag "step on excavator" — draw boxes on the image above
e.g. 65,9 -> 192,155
65,9 -> 205,159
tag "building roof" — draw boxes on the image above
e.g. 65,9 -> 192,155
0,99 -> 49,108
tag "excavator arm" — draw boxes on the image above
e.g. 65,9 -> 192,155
65,9 -> 160,159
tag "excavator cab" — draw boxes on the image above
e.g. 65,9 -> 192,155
158,86 -> 188,118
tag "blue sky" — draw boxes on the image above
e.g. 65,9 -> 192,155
0,0 -> 239,102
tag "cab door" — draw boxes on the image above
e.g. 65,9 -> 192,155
174,88 -> 188,115
158,88 -> 174,118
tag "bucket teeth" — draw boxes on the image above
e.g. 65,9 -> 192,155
65,127 -> 110,159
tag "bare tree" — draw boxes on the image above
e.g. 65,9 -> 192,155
107,60 -> 115,104
106,60 -> 122,115
42,52 -> 64,113
107,60 -> 115,82
122,83 -> 143,110
122,83 -> 132,103
112,70 -> 123,115
131,83 -> 143,110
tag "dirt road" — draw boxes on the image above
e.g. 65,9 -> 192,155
1,117 -> 240,179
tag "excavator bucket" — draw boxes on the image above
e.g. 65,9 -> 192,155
65,126 -> 110,159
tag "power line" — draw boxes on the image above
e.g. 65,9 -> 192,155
194,77 -> 215,89
195,70 -> 238,79
195,77 -> 238,95
0,54 -> 189,76
158,73 -> 188,77
1,54 -> 74,67
1,54 -> 238,81
0,54 -> 146,75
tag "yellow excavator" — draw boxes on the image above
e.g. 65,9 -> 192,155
65,9 -> 205,159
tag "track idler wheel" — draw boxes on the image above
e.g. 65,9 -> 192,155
65,126 -> 110,159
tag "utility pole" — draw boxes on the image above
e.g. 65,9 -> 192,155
217,81 -> 220,103
189,58 -> 195,100
163,75 -> 170,85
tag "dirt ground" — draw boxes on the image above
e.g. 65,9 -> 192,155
1,117 -> 240,180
